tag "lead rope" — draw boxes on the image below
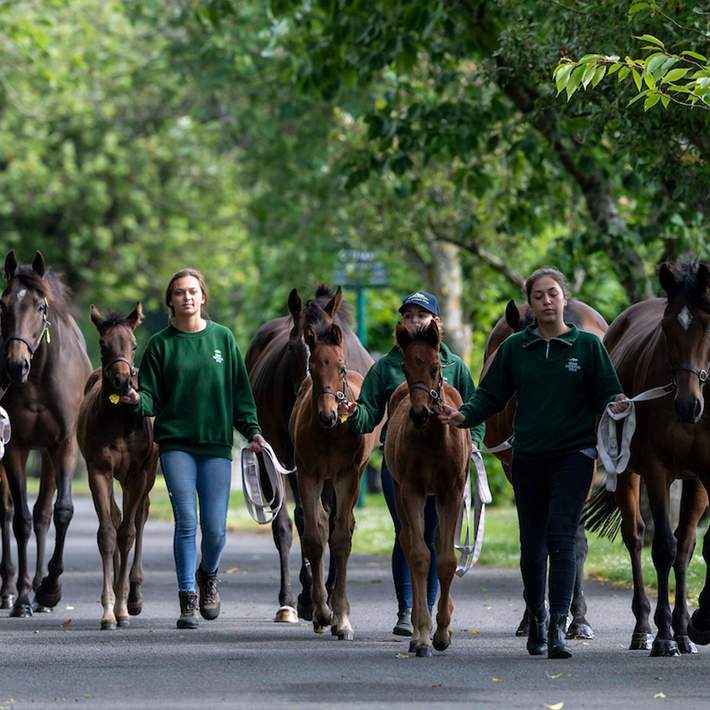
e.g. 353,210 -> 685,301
241,441 -> 296,524
597,383 -> 675,491
0,405 -> 10,460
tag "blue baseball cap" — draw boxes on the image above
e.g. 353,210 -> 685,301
399,291 -> 440,317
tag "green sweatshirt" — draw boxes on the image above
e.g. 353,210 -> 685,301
348,342 -> 485,447
132,321 -> 261,460
459,324 -> 622,457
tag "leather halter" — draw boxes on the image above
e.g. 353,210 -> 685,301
2,298 -> 51,359
672,363 -> 709,385
317,367 -> 352,404
409,376 -> 444,404
102,355 -> 137,379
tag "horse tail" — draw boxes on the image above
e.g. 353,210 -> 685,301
581,484 -> 621,541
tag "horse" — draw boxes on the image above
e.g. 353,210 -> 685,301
482,299 -> 609,640
77,303 -> 158,630
288,317 -> 379,639
245,285 -> 373,623
384,319 -> 471,657
0,251 -> 92,617
585,260 -> 710,656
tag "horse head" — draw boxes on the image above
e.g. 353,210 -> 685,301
304,320 -> 347,430
1,251 -> 51,385
659,261 -> 710,424
396,319 -> 442,429
90,303 -> 143,397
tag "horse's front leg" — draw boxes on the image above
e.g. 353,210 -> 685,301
432,486 -> 460,653
0,466 -> 17,609
288,473 -> 313,621
89,469 -> 118,629
396,481 -> 431,657
114,480 -> 144,627
566,523 -> 594,639
298,470 -> 330,632
32,452 -> 56,611
35,437 -> 77,609
671,478 -> 707,654
329,469 -> 360,640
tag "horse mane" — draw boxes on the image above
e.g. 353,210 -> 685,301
10,266 -> 72,319
665,260 -> 710,313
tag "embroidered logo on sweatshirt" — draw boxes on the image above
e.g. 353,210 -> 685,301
565,357 -> 581,373
212,349 -> 224,364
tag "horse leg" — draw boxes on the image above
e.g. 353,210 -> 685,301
271,504 -> 298,623
329,471 -> 359,640
111,494 -> 122,586
396,483 -> 431,657
432,489 -> 460,653
5,447 -> 34,617
323,484 -> 337,606
113,482 -> 143,627
299,474 -> 331,632
617,472 -> 653,650
128,492 -> 150,617
566,523 -> 594,639
32,452 -> 56,611
290,474 -> 314,621
0,466 -> 17,609
688,520 -> 710,645
35,438 -> 77,609
671,479 -> 707,654
89,470 -> 118,630
646,470 -> 680,657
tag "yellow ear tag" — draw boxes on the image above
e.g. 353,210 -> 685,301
339,414 -> 349,423
45,329 -> 51,344
109,394 -> 120,405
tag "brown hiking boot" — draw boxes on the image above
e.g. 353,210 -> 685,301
177,591 -> 198,629
196,566 -> 220,621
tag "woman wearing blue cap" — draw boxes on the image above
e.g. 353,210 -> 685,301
340,292 -> 484,636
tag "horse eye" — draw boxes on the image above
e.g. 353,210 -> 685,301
132,342 -> 137,351
430,366 -> 438,376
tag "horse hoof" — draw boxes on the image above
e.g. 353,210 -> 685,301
34,581 -> 61,609
116,617 -> 130,628
415,646 -> 433,658
274,606 -> 298,624
337,630 -> 354,641
515,619 -> 529,637
675,635 -> 698,654
297,601 -> 313,622
313,623 -> 328,634
33,604 -> 53,614
127,602 -> 143,617
650,639 -> 680,657
9,603 -> 33,618
629,632 -> 654,650
566,621 -> 594,640
100,620 -> 117,631
1,593 -> 15,609
688,612 -> 710,646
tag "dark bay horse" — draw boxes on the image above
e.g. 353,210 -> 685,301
289,318 -> 379,639
589,260 -> 710,656
245,285 -> 373,622
0,251 -> 91,616
77,304 -> 158,630
385,320 -> 471,657
482,298 -> 608,640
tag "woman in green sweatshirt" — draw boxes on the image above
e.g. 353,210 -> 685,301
122,268 -> 265,629
438,268 -> 628,659
339,291 -> 484,637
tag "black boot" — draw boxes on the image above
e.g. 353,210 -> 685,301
177,591 -> 199,629
527,609 -> 548,656
392,608 -> 412,637
196,566 -> 220,620
548,613 -> 572,659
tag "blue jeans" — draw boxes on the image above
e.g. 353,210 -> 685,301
381,459 -> 439,612
160,451 -> 232,592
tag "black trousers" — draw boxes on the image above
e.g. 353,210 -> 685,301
511,451 -> 594,616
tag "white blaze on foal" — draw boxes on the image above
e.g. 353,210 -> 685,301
678,306 -> 693,332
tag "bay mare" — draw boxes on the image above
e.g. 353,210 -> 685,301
587,260 -> 710,656
245,286 -> 372,622
385,320 -> 471,657
288,318 -> 379,639
77,304 -> 158,630
0,251 -> 91,616
482,299 -> 608,639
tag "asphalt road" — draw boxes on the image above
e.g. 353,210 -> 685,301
0,497 -> 708,709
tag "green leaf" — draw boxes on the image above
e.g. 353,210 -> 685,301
581,63 -> 598,88
554,63 -> 574,92
661,95 -> 670,108
663,67 -> 691,83
643,70 -> 656,89
607,63 -> 622,76
591,65 -> 606,87
644,93 -> 661,110
681,50 -> 708,62
617,66 -> 630,82
629,1 -> 651,18
634,34 -> 665,49
631,68 -> 642,90
646,53 -> 668,78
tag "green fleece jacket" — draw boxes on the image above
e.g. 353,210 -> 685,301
132,321 -> 261,460
348,342 -> 485,447
459,324 -> 622,457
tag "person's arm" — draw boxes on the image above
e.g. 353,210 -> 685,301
590,337 -> 626,414
125,342 -> 163,416
452,361 -> 485,449
346,362 -> 386,435
230,335 -> 263,449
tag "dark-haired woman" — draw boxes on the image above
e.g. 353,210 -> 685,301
122,269 -> 265,629
438,268 -> 628,659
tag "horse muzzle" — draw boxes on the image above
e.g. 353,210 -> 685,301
409,406 -> 430,428
318,410 -> 338,429
5,358 -> 29,385
675,395 -> 704,424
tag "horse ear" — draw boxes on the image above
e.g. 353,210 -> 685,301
90,304 -> 104,330
698,262 -> 710,294
422,319 -> 441,350
395,322 -> 413,352
323,286 -> 342,317
288,289 -> 302,319
4,250 -> 18,280
304,325 -> 316,350
127,302 -> 144,331
331,323 -> 343,346
505,300 -> 520,331
659,262 -> 676,297
32,251 -> 46,278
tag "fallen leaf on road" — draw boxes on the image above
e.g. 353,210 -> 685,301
546,673 -> 563,680
225,567 -> 240,574
470,628 -> 479,636
396,653 -> 409,659
432,683 -> 443,688
62,618 -> 72,630
654,692 -> 666,699
64,606 -> 74,611
484,603 -> 492,609
543,703 -> 564,710
491,677 -> 503,684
